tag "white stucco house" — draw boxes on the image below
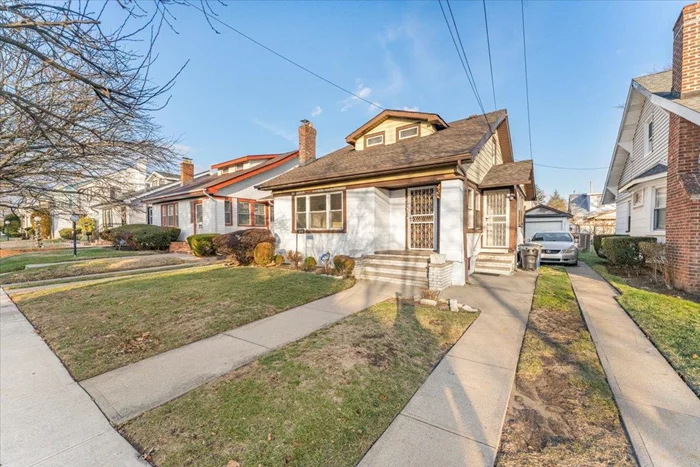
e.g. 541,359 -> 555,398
144,153 -> 300,240
259,109 -> 536,288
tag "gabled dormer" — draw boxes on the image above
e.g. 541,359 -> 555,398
345,110 -> 449,151
210,154 -> 278,175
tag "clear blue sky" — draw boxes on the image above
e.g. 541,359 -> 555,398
130,0 -> 687,199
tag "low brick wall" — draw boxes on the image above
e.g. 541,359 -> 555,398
428,262 -> 453,291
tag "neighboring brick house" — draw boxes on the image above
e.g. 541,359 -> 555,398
603,1 -> 700,292
259,109 -> 536,288
144,153 -> 299,240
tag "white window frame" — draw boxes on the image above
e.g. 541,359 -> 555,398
398,126 -> 419,140
294,191 -> 344,232
365,134 -> 384,147
632,189 -> 645,208
652,186 -> 666,232
644,119 -> 654,156
467,188 -> 475,229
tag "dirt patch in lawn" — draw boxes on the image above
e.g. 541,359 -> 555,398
605,264 -> 700,304
497,267 -> 635,467
120,300 -> 478,467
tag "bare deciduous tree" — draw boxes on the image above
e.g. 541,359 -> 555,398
0,1 -> 209,210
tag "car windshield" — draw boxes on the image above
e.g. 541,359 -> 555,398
532,232 -> 572,242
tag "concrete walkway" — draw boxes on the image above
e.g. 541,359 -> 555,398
0,289 -> 146,467
568,264 -> 700,467
359,271 -> 538,467
81,280 -> 416,424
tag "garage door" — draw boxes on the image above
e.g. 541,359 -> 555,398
525,219 -> 564,241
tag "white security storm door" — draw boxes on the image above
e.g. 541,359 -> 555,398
408,186 -> 437,250
484,190 -> 509,248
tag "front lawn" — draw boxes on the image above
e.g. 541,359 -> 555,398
497,267 -> 634,466
0,255 -> 189,284
121,300 -> 477,467
11,265 -> 353,380
580,252 -> 700,396
0,247 -> 155,273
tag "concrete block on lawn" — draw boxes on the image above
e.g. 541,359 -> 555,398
359,414 -> 496,467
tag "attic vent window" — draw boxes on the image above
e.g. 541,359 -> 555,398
398,125 -> 419,140
365,133 -> 384,147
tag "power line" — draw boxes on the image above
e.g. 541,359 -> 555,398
482,0 -> 497,110
186,1 -> 383,111
520,0 -> 533,159
534,163 -> 608,171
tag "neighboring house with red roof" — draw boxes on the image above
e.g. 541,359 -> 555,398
144,151 -> 299,240
602,2 -> 700,292
259,109 -> 535,288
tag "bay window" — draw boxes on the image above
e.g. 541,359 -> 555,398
294,191 -> 344,232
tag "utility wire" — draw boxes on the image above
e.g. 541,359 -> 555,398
482,0 -> 497,110
186,1 -> 383,110
520,0 -> 533,159
534,163 -> 608,171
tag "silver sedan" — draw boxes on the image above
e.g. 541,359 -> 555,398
530,231 -> 579,266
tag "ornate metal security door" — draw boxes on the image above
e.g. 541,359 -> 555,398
408,186 -> 436,250
484,190 -> 508,248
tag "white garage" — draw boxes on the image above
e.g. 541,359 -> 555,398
524,205 -> 571,241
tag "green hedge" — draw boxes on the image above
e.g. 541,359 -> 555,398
601,236 -> 657,266
187,234 -> 219,257
110,224 -> 181,250
593,234 -> 623,258
59,227 -> 81,240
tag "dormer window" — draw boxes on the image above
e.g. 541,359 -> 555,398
397,125 -> 419,140
365,132 -> 384,147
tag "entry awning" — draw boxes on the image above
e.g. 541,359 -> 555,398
480,160 -> 535,200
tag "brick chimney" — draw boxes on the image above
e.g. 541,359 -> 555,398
672,1 -> 700,98
666,1 -> 700,293
298,120 -> 316,166
180,157 -> 194,185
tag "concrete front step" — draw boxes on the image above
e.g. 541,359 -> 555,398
474,266 -> 514,276
474,260 -> 515,270
365,254 -> 430,263
356,272 -> 429,287
476,254 -> 515,263
359,265 -> 428,279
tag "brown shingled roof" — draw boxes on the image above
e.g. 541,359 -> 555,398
260,110 -> 507,191
480,160 -> 535,200
634,70 -> 700,115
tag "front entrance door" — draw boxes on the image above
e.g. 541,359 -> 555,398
407,186 -> 436,250
484,190 -> 509,248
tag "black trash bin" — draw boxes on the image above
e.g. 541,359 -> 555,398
520,243 -> 541,271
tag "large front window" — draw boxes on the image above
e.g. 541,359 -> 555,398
237,200 -> 267,227
654,187 -> 666,231
294,192 -> 344,232
160,203 -> 179,227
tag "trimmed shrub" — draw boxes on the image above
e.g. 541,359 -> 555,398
253,242 -> 274,266
77,217 -> 97,238
110,224 -> 181,250
333,255 -> 356,277
593,234 -> 622,258
302,256 -> 317,272
212,229 -> 275,266
59,227 -> 81,240
100,228 -> 113,241
31,209 -> 51,239
273,254 -> 284,266
187,234 -> 219,257
2,214 -> 20,237
286,250 -> 303,268
601,236 -> 657,267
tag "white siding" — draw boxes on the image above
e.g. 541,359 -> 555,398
615,192 -> 631,234
614,178 -> 666,240
374,188 -> 390,251
272,188 -> 377,259
354,119 -> 436,151
439,179 -> 465,285
619,99 -> 669,186
388,190 -> 406,250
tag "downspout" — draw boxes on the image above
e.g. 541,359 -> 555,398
456,160 -> 471,284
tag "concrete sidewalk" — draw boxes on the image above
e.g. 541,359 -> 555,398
0,289 -> 146,467
568,264 -> 700,467
81,280 -> 416,424
359,272 -> 538,467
